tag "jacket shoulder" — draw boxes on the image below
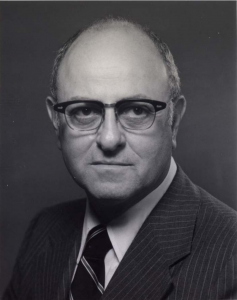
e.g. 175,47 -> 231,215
3,199 -> 86,300
177,167 -> 237,247
18,199 -> 86,261
171,167 -> 237,299
196,185 -> 237,239
36,198 -> 87,228
182,170 -> 237,274
175,166 -> 236,229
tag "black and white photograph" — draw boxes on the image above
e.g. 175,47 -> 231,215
1,2 -> 236,299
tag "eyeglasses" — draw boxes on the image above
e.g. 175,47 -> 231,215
53,99 -> 167,131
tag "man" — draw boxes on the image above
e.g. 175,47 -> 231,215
3,18 -> 237,300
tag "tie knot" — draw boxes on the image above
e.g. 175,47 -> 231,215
84,225 -> 112,260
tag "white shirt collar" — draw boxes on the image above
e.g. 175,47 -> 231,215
81,157 -> 177,262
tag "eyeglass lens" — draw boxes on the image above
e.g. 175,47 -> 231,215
65,101 -> 156,131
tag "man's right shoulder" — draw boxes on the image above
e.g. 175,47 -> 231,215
18,199 -> 87,257
37,198 -> 87,223
2,199 -> 87,300
34,198 -> 86,229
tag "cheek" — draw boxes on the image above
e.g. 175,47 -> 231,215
59,125 -> 95,168
128,121 -> 172,162
126,121 -> 173,185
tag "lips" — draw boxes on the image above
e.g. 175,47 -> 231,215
91,161 -> 132,166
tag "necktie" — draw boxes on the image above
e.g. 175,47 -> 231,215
71,225 -> 112,300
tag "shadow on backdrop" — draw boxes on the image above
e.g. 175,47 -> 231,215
0,1 -> 236,294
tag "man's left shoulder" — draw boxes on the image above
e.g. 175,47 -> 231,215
197,185 -> 237,237
189,180 -> 237,277
169,168 -> 237,300
175,166 -> 237,232
174,166 -> 237,257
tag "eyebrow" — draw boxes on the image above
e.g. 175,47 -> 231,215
66,94 -> 151,102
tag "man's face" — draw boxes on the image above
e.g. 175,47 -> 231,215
49,28 -> 176,219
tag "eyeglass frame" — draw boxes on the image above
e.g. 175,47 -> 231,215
53,99 -> 167,131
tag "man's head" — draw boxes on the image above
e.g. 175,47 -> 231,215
46,18 -> 186,222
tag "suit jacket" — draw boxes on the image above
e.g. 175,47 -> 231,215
3,167 -> 237,300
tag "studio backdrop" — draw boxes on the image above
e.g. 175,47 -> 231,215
0,1 -> 236,294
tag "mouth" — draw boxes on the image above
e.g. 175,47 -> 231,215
91,162 -> 132,166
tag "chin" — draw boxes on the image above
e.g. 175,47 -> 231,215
81,173 -> 137,198
86,181 -> 146,220
88,192 -> 132,223
88,185 -> 131,201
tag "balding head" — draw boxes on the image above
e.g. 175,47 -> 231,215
57,20 -> 170,107
50,18 -> 181,102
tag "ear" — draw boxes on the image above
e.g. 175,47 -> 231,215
171,95 -> 186,149
46,96 -> 61,149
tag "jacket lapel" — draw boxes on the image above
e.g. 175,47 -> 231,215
102,167 -> 200,300
34,199 -> 86,300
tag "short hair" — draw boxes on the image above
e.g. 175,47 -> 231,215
50,17 -> 181,102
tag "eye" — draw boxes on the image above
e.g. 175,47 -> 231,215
68,105 -> 101,117
64,101 -> 103,130
131,106 -> 145,115
118,103 -> 151,117
80,107 -> 93,116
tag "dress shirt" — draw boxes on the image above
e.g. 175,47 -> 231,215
72,157 -> 177,288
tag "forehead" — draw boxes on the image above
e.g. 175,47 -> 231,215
57,26 -> 169,101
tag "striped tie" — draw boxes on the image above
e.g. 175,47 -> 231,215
71,225 -> 112,300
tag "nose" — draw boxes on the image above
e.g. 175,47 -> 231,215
96,108 -> 125,152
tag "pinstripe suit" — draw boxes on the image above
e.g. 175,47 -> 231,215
3,167 -> 237,300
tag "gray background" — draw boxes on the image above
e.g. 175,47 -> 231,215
0,1 -> 236,294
